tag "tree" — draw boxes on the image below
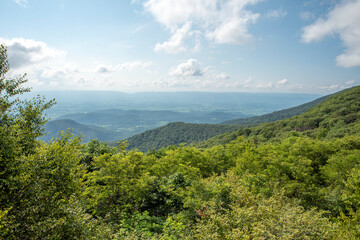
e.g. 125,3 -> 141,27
0,44 -> 67,238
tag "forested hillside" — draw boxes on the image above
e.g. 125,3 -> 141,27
41,119 -> 120,142
198,86 -> 360,148
125,91 -> 334,152
126,122 -> 241,151
1,44 -> 360,239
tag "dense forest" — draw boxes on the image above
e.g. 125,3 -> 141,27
1,44 -> 360,239
126,122 -> 242,152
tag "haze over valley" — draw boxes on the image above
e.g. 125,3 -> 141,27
33,91 -> 321,142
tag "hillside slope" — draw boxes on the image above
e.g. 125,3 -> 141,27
221,93 -> 331,125
124,91 -> 335,152
41,119 -> 119,142
125,122 -> 241,152
198,86 -> 360,148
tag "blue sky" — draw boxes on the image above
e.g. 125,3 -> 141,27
0,0 -> 359,93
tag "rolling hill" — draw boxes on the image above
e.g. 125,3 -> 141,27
43,109 -> 248,142
125,122 -> 241,152
125,87 -> 360,151
41,119 -> 120,142
197,86 -> 360,148
38,92 -> 321,143
124,90 -> 338,151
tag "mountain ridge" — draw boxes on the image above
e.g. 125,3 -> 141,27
197,86 -> 360,148
125,87 -> 359,151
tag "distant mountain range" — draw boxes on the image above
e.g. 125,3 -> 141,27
196,86 -> 360,148
39,91 -> 321,142
32,91 -> 320,118
41,110 -> 248,142
124,90 -> 338,151
221,93 -> 333,125
59,109 -> 247,127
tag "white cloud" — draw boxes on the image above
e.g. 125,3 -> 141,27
0,38 -> 66,69
117,61 -> 151,71
144,0 -> 262,52
206,12 -> 259,44
300,11 -> 315,21
346,80 -> 355,85
278,78 -> 288,84
153,73 -> 299,92
154,59 -> 236,90
40,69 -> 66,79
14,0 -> 27,7
169,59 -> 203,77
39,64 -> 79,79
154,23 -> 191,53
302,0 -> 360,68
0,37 -> 156,91
96,61 -> 151,73
266,9 -> 287,18
317,84 -> 342,91
227,77 -> 296,91
96,65 -> 111,73
216,73 -> 230,80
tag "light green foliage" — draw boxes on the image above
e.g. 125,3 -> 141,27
80,139 -> 116,171
0,45 -> 113,239
193,190 -> 335,239
1,43 -> 360,238
4,133 -> 88,239
0,44 -> 55,155
81,133 -> 360,238
84,150 -> 148,219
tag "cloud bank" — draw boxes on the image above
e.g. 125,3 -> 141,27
144,0 -> 262,53
302,0 -> 360,68
0,38 -> 66,69
0,37 -> 153,91
169,59 -> 203,77
96,61 -> 151,73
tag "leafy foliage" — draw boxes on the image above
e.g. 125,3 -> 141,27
0,44 -> 55,208
0,45 -> 113,240
1,43 -> 360,238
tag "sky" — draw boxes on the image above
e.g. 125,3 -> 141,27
0,0 -> 359,94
